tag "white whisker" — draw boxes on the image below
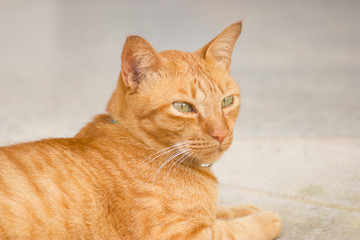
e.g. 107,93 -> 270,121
171,151 -> 192,175
152,148 -> 191,183
164,150 -> 192,180
141,141 -> 189,168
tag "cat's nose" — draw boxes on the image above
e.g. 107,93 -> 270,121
211,129 -> 229,144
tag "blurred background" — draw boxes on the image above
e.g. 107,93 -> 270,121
0,1 -> 360,239
0,0 -> 359,144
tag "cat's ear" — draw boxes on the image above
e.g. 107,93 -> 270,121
194,21 -> 243,72
121,35 -> 161,91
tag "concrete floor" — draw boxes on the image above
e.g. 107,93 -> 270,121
0,0 -> 359,239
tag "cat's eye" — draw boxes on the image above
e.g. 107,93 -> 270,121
221,96 -> 234,108
173,102 -> 194,113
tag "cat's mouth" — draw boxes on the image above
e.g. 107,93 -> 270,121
187,138 -> 231,153
169,138 -> 232,166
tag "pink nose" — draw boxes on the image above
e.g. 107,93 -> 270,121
211,129 -> 229,144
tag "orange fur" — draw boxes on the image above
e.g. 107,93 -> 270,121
0,21 -> 281,239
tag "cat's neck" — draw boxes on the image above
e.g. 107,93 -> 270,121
76,114 -> 154,151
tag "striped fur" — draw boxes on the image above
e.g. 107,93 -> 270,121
0,21 -> 281,239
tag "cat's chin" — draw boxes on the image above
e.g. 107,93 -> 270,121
194,149 -> 225,167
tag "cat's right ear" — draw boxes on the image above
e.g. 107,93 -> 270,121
121,35 -> 161,92
194,21 -> 243,72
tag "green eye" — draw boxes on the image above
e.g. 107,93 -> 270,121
221,96 -> 234,108
173,102 -> 194,113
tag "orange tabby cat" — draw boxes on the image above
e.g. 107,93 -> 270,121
0,21 -> 281,239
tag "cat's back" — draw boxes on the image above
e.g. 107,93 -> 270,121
0,139 -> 106,239
0,138 -> 95,189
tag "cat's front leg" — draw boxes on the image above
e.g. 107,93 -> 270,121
216,204 -> 260,219
194,211 -> 282,240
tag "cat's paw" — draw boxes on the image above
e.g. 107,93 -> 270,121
253,211 -> 282,240
230,204 -> 260,218
216,204 -> 260,219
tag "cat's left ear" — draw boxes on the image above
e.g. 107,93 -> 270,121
194,21 -> 243,72
121,35 -> 162,91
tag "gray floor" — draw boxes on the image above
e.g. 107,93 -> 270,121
0,0 -> 359,239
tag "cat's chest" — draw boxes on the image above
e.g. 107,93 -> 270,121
146,166 -> 217,210
113,146 -> 218,209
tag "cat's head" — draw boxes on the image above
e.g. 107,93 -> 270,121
107,21 -> 242,166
